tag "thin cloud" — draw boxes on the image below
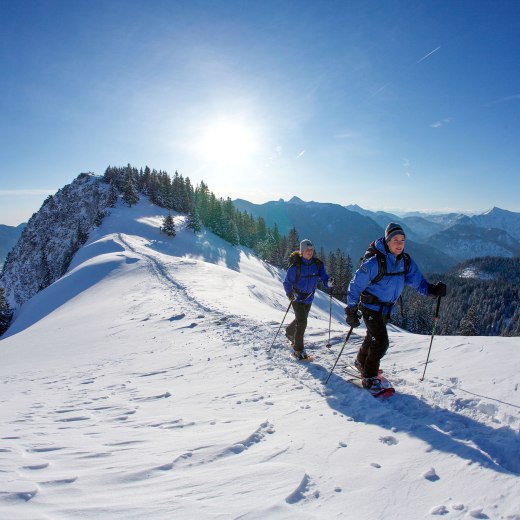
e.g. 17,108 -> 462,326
335,131 -> 357,139
0,189 -> 56,196
415,46 -> 441,65
488,93 -> 520,106
430,117 -> 452,128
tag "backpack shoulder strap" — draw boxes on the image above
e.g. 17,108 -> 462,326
359,241 -> 386,285
403,252 -> 411,275
370,251 -> 386,284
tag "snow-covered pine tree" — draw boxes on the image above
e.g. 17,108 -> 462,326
38,249 -> 52,291
161,214 -> 176,237
94,210 -> 106,227
122,169 -> 140,207
186,206 -> 202,233
0,287 -> 13,335
286,227 -> 300,260
458,305 -> 479,335
107,184 -> 118,207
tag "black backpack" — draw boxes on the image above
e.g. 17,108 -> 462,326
359,242 -> 411,312
360,241 -> 410,285
288,251 -> 323,287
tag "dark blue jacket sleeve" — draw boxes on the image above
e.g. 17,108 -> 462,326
405,258 -> 430,295
319,262 -> 330,288
283,265 -> 296,295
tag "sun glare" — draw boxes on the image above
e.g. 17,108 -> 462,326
197,119 -> 258,166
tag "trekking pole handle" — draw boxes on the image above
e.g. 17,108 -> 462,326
434,293 -> 442,319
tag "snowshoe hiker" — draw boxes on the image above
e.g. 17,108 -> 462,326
283,239 -> 331,358
345,223 -> 446,387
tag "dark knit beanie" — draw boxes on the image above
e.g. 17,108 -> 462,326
385,222 -> 405,242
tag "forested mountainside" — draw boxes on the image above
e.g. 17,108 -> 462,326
0,173 -> 114,308
391,257 -> 520,337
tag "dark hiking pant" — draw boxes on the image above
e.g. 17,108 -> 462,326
356,306 -> 390,378
286,301 -> 312,350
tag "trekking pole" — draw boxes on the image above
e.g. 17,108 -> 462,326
420,295 -> 442,381
325,326 -> 353,384
268,300 -> 293,353
326,290 -> 333,348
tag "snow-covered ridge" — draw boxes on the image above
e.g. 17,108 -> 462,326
0,200 -> 519,519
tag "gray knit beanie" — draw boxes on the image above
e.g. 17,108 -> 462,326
299,239 -> 314,253
385,223 -> 405,242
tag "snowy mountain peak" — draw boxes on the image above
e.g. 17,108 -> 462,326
483,206 -> 505,215
288,195 -> 305,204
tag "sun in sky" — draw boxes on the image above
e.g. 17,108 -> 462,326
195,118 -> 260,167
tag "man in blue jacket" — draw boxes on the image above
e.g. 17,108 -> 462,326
283,239 -> 331,360
345,223 -> 446,391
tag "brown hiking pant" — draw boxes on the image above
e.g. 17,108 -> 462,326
286,301 -> 312,350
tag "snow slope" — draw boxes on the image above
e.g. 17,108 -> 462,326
1,200 -> 519,519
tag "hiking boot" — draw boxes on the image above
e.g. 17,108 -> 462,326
292,349 -> 309,360
362,376 -> 383,392
285,331 -> 295,346
354,359 -> 365,375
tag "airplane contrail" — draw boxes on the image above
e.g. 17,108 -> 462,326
415,46 -> 441,65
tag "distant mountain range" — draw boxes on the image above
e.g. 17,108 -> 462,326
0,224 -> 25,267
1,187 -> 519,281
233,198 -> 520,272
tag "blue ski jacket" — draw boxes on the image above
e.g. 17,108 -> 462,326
346,237 -> 429,316
283,256 -> 330,304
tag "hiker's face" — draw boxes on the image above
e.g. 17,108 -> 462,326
387,235 -> 406,255
302,247 -> 314,260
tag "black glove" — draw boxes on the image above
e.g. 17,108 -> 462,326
287,292 -> 295,301
345,306 -> 361,328
328,277 -> 336,288
428,282 -> 447,297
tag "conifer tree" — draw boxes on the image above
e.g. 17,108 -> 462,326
0,287 -> 12,336
286,227 -> 300,259
186,206 -> 202,233
38,249 -> 52,291
161,214 -> 176,237
122,169 -> 139,207
107,184 -> 118,207
458,306 -> 479,336
94,211 -> 106,227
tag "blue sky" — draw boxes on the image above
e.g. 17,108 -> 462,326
1,0 -> 519,225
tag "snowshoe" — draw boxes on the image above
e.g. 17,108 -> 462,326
291,349 -> 314,362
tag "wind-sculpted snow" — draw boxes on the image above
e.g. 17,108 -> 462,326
0,200 -> 518,519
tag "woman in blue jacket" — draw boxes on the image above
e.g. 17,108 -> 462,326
283,239 -> 331,360
345,223 -> 446,391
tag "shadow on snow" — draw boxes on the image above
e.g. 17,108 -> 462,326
298,355 -> 520,476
